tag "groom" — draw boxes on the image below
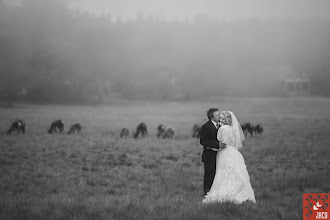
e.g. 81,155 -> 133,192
200,108 -> 226,196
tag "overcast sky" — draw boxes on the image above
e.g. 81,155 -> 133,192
68,0 -> 330,20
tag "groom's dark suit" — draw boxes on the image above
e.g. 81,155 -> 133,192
200,120 -> 220,196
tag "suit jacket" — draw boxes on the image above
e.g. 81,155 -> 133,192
200,120 -> 220,162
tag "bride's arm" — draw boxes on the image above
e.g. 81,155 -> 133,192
217,126 -> 229,150
212,127 -> 227,151
217,127 -> 222,142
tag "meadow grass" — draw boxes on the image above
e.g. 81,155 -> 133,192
0,97 -> 329,219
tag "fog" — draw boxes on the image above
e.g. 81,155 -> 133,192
1,0 -> 330,104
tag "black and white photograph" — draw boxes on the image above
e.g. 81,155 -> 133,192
0,0 -> 329,219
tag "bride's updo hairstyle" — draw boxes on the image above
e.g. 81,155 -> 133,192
221,111 -> 232,126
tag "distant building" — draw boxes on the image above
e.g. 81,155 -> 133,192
283,73 -> 311,96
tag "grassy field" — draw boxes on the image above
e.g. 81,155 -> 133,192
0,97 -> 329,220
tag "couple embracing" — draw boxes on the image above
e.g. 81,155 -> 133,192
200,108 -> 256,204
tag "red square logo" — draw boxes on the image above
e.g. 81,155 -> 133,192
303,194 -> 329,220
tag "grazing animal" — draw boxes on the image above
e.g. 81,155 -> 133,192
48,120 -> 64,134
254,124 -> 264,136
157,124 -> 166,138
133,122 -> 148,138
7,119 -> 25,134
192,123 -> 202,138
163,127 -> 175,139
120,127 -> 130,138
241,122 -> 253,137
67,123 -> 84,134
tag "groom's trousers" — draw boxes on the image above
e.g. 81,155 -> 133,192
203,154 -> 216,196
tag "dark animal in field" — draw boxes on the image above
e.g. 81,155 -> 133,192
7,119 -> 25,134
157,124 -> 166,138
254,124 -> 264,136
67,123 -> 84,134
48,120 -> 64,134
163,127 -> 175,139
133,122 -> 148,138
251,124 -> 255,135
241,122 -> 254,137
192,123 -> 202,138
120,127 -> 130,137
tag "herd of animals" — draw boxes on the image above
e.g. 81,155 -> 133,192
5,119 -> 85,135
5,119 -> 263,139
191,122 -> 263,138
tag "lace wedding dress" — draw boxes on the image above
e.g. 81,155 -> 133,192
202,124 -> 256,204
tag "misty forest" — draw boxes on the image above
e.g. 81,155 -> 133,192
1,0 -> 330,105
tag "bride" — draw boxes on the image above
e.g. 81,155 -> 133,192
202,111 -> 256,204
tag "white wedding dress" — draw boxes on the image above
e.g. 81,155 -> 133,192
202,124 -> 256,204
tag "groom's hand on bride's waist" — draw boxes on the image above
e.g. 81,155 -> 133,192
219,142 -> 226,149
220,142 -> 226,149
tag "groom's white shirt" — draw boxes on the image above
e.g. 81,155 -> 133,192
211,120 -> 218,129
208,120 -> 220,151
